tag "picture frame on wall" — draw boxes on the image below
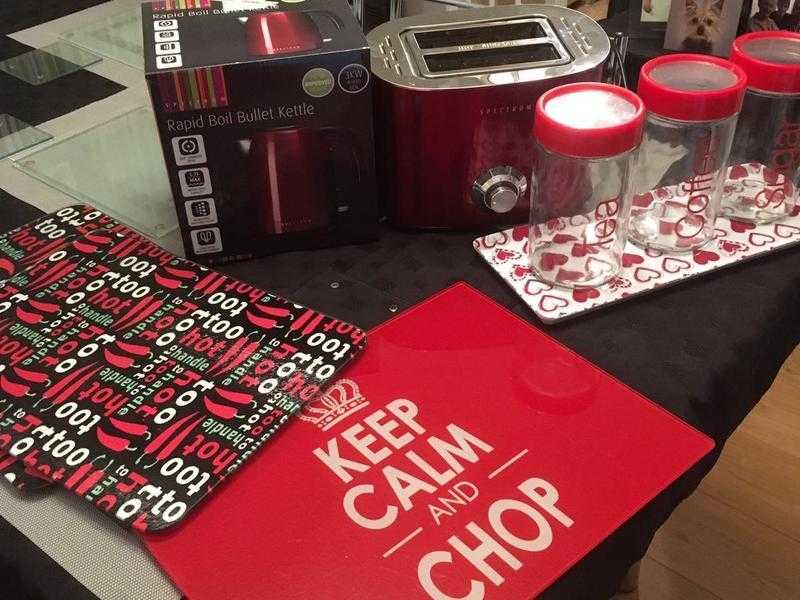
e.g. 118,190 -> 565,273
664,0 -> 745,55
626,0 -> 673,38
642,0 -> 673,22
743,0 -> 800,33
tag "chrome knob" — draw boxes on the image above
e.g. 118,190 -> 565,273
488,185 -> 519,213
472,166 -> 528,214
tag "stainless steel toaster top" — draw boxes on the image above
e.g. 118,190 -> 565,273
367,6 -> 610,90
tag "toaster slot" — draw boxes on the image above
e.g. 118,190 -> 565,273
367,6 -> 611,89
414,21 -> 546,49
424,43 -> 560,73
402,16 -> 572,79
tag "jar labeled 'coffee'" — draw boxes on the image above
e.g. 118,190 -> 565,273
628,54 -> 746,252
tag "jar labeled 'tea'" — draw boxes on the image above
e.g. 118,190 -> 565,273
530,83 -> 645,288
628,54 -> 746,252
724,31 -> 800,224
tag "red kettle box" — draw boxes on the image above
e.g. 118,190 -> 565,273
144,283 -> 713,600
142,0 -> 378,264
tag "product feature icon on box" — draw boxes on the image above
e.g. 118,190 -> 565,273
172,135 -> 206,166
156,41 -> 181,55
185,198 -> 218,226
155,30 -> 178,42
190,226 -> 223,253
154,19 -> 177,31
179,167 -> 212,197
156,54 -> 182,69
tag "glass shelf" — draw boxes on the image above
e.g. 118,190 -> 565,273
0,41 -> 101,85
60,7 -> 143,69
0,115 -> 52,159
14,107 -> 177,239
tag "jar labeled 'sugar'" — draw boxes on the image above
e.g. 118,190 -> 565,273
723,31 -> 800,224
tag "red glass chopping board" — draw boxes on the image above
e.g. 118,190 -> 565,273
143,282 -> 713,600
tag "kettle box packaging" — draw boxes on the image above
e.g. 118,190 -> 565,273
142,0 -> 378,264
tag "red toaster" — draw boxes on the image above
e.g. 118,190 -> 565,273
368,6 -> 610,230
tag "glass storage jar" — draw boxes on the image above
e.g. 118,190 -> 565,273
530,82 -> 645,288
628,54 -> 746,252
723,31 -> 800,224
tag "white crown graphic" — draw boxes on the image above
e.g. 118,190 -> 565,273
299,379 -> 369,431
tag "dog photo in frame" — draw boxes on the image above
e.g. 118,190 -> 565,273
664,0 -> 745,55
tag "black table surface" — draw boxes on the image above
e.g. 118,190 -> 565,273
1,194 -> 799,599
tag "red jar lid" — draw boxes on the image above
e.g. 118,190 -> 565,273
534,82 -> 645,159
637,54 -> 747,122
730,31 -> 800,94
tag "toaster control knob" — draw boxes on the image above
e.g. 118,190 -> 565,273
488,185 -> 520,214
472,167 -> 528,214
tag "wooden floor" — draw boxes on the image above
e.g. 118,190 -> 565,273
611,346 -> 800,600
563,2 -> 800,597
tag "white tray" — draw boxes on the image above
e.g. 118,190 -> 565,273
474,208 -> 800,324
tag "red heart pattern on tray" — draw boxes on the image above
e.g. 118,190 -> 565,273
728,164 -> 748,180
622,253 -> 644,268
553,233 -> 578,244
774,223 -> 800,238
730,219 -> 756,233
662,256 -> 691,273
634,267 -> 661,283
493,248 -> 521,263
524,279 -> 551,296
474,166 -> 800,323
692,249 -> 720,265
539,294 -> 569,313
749,232 -> 775,246
572,287 -> 601,303
511,264 -> 532,281
480,231 -> 509,249
556,269 -> 584,284
538,252 -> 569,271
719,240 -> 746,254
